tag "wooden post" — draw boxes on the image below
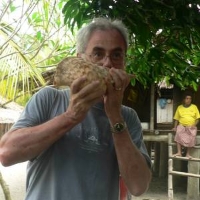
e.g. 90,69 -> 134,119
159,142 -> 168,177
145,141 -> 152,159
168,133 -> 174,200
187,138 -> 200,200
168,159 -> 174,200
150,84 -> 155,131
153,142 -> 160,176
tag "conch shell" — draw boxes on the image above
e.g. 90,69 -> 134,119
53,57 -> 109,92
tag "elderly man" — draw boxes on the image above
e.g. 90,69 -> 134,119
0,18 -> 151,200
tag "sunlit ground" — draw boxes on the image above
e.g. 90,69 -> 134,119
0,162 -> 27,200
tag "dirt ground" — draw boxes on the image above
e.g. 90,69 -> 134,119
131,176 -> 187,200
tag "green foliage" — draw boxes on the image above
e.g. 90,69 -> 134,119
0,0 -> 76,105
1,0 -> 200,108
62,0 -> 200,90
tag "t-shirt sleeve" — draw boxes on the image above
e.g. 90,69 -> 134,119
11,87 -> 58,129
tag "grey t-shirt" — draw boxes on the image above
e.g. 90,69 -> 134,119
12,86 -> 151,200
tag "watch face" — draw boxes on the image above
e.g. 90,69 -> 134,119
111,122 -> 127,133
115,123 -> 124,131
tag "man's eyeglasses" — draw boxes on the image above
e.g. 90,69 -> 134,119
86,51 -> 125,65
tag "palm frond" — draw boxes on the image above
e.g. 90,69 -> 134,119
0,28 -> 45,102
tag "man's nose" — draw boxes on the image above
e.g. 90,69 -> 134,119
101,56 -> 113,68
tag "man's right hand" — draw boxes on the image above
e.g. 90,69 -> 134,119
66,76 -> 105,124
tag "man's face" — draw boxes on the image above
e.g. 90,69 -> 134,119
82,29 -> 126,69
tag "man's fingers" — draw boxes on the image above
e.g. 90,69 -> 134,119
71,76 -> 87,94
71,79 -> 105,104
108,68 -> 133,90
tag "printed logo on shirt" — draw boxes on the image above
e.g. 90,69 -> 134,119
68,124 -> 111,153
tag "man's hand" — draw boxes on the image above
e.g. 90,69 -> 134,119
104,68 -> 130,121
66,76 -> 105,123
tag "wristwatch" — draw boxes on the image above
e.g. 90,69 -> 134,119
111,122 -> 127,133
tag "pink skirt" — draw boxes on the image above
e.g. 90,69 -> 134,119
174,124 -> 197,147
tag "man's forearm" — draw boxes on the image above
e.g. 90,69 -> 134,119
112,130 -> 151,196
0,112 -> 77,166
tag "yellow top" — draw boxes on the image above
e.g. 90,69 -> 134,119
174,104 -> 200,126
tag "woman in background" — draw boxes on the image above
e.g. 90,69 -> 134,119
172,93 -> 200,159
